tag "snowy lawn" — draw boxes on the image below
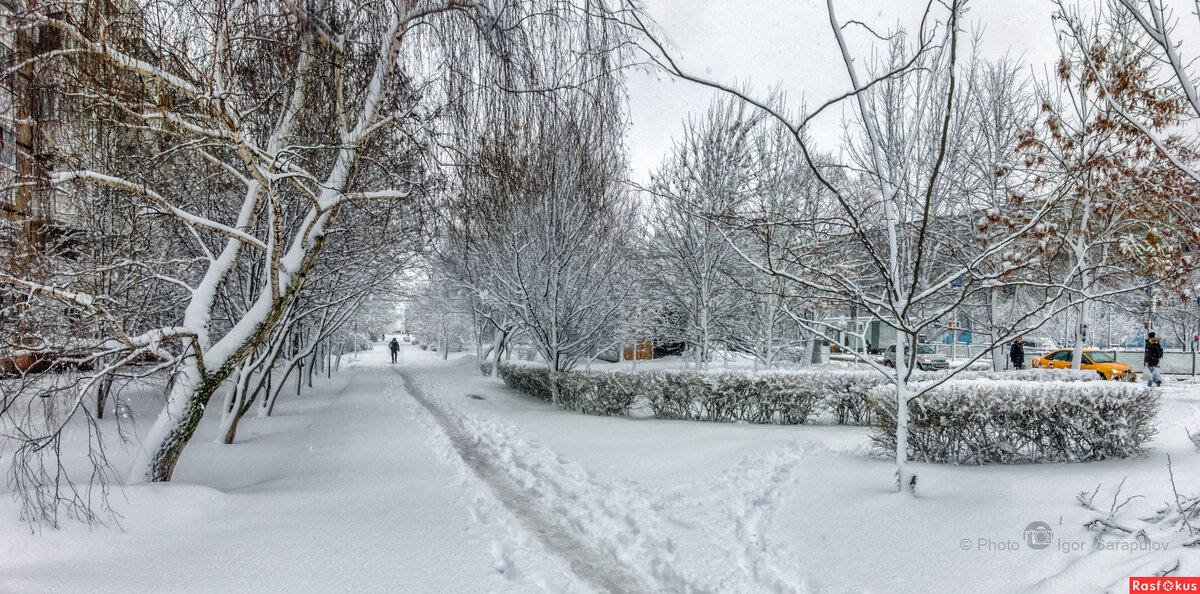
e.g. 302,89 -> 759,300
3,341 -> 1199,592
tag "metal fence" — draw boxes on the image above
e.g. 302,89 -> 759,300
932,344 -> 1200,375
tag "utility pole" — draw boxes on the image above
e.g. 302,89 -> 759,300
1147,279 -> 1155,334
951,276 -> 962,364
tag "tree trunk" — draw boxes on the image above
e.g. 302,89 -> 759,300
306,347 -> 318,388
218,379 -> 248,444
988,288 -> 1005,371
128,363 -> 222,483
474,309 -> 485,369
548,354 -> 561,406
223,368 -> 272,444
488,327 -> 507,376
263,372 -> 273,411
441,317 -> 450,360
216,366 -> 251,443
263,363 -> 295,417
95,374 -> 113,419
894,333 -> 915,495
1071,297 -> 1090,370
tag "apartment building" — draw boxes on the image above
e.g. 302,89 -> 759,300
1,0 -> 68,265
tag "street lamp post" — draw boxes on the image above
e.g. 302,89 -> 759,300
951,276 -> 962,366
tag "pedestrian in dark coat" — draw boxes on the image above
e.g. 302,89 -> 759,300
389,337 -> 400,364
1009,336 -> 1025,370
1144,332 -> 1163,387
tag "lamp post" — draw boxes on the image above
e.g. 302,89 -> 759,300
951,276 -> 962,365
1146,279 -> 1155,333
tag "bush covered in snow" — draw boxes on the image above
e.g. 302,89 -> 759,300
555,371 -> 641,416
642,370 -> 893,425
918,368 -> 1105,383
498,364 -> 1158,461
496,362 -> 555,402
496,363 -> 890,424
867,380 -> 1158,464
495,363 -> 638,415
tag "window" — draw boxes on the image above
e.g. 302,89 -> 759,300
38,86 -> 59,119
1087,351 -> 1115,364
0,125 -> 13,168
1049,350 -> 1073,362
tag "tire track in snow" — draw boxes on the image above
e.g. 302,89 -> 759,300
397,369 -> 658,594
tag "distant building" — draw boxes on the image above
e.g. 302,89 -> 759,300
1,1 -> 72,268
0,2 -> 83,370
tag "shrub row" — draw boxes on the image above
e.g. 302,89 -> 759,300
498,362 -> 1159,464
496,362 -> 889,424
494,363 -> 638,416
919,368 -> 1104,383
867,380 -> 1158,464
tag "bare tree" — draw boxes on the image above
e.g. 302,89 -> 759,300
427,0 -> 637,389
644,97 -> 760,369
0,0 -> 638,524
468,94 -> 636,403
947,56 -> 1044,370
632,0 -> 1079,493
1021,6 -> 1200,368
1058,0 -> 1200,185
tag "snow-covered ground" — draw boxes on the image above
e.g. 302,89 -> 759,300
3,341 -> 1198,592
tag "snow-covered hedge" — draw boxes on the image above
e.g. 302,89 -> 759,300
496,362 -> 554,402
918,368 -> 1105,383
494,363 -> 638,416
642,370 -> 891,424
867,380 -> 1158,464
555,371 -> 641,416
496,363 -> 889,424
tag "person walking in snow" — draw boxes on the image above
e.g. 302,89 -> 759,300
389,337 -> 400,364
1143,332 -> 1163,387
1009,336 -> 1025,370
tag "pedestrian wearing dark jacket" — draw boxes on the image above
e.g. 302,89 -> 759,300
1009,336 -> 1025,370
1144,332 -> 1163,387
389,337 -> 400,364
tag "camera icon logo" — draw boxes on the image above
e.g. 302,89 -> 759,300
1024,521 -> 1053,550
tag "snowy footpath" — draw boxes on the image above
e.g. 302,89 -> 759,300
3,342 -> 1199,593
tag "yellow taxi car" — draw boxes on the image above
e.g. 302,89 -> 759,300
1031,349 -> 1136,381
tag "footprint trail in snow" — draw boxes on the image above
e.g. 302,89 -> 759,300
395,366 -> 820,593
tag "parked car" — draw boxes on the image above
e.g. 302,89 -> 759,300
1031,349 -> 1135,381
883,344 -> 949,371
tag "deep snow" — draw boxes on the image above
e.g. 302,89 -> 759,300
2,342 -> 1199,592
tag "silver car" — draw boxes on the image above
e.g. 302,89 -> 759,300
883,344 -> 949,370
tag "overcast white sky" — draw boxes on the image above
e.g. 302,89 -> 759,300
623,0 -> 1067,182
